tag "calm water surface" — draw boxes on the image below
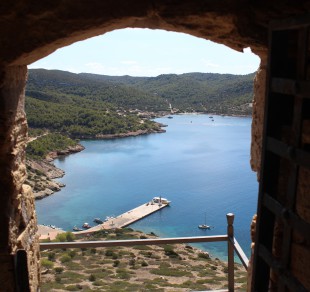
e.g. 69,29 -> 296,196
36,114 -> 258,260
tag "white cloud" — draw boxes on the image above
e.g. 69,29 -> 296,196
85,62 -> 106,72
201,59 -> 220,69
83,61 -> 173,77
120,60 -> 138,65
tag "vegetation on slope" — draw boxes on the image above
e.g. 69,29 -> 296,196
40,228 -> 247,291
26,96 -> 159,138
26,70 -> 255,135
24,69 -> 254,198
80,71 -> 255,114
27,133 -> 78,159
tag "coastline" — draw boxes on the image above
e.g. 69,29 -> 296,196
80,126 -> 166,140
29,112 -> 250,200
29,127 -> 165,200
35,114 -> 255,263
28,144 -> 85,200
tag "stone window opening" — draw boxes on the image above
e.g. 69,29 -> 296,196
2,2 -> 310,291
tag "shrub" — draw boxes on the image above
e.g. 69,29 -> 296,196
65,232 -> 75,242
48,252 -> 55,261
60,254 -> 71,263
113,260 -> 120,267
141,261 -> 148,267
41,259 -> 54,269
164,245 -> 179,258
198,252 -> 210,260
128,259 -> 135,267
105,250 -> 114,256
151,267 -> 191,277
55,233 -> 67,242
90,248 -> 96,254
55,232 -> 75,242
68,250 -> 76,258
65,284 -> 80,291
116,269 -> 131,280
89,274 -> 96,281
54,267 -> 64,274
93,280 -> 104,286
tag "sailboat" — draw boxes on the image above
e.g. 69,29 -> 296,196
198,212 -> 211,229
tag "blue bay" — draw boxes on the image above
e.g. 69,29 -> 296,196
35,114 -> 258,260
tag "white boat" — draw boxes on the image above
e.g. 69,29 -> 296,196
152,196 -> 171,205
198,224 -> 211,229
105,216 -> 114,221
198,212 -> 211,229
82,222 -> 91,229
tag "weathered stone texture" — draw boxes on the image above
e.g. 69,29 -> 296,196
0,1 -> 309,291
0,1 -> 309,68
250,54 -> 267,176
0,66 -> 40,291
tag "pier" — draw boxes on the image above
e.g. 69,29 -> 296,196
74,199 -> 170,235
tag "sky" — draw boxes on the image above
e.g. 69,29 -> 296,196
29,28 -> 260,77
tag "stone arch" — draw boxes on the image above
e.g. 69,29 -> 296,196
1,1 -> 309,291
2,1 -> 269,67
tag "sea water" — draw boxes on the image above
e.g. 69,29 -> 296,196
35,114 -> 258,260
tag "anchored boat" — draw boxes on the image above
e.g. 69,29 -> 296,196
152,196 -> 171,205
93,218 -> 103,224
82,222 -> 91,229
198,212 -> 211,229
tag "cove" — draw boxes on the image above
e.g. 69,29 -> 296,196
35,114 -> 258,260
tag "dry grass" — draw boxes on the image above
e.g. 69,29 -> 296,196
40,228 -> 247,291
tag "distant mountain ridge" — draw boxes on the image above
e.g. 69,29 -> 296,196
27,69 -> 255,115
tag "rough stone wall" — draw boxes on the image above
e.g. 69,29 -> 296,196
0,66 -> 40,291
250,53 -> 267,176
0,1 -> 309,291
0,1 -> 309,68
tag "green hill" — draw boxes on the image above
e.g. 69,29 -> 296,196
26,69 -> 255,138
80,71 -> 255,114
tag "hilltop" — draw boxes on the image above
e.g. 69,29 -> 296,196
27,69 -> 255,124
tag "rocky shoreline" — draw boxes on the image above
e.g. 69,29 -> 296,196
94,127 -> 166,139
26,144 -> 85,200
27,127 -> 165,200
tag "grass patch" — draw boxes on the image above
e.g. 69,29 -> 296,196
116,268 -> 133,280
61,271 -> 86,279
150,266 -> 192,277
106,281 -> 143,291
197,268 -> 217,277
41,281 -> 64,291
62,261 -> 82,270
133,245 -> 152,250
65,284 -> 81,291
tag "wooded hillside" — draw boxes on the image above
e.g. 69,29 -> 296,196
26,69 -> 255,138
